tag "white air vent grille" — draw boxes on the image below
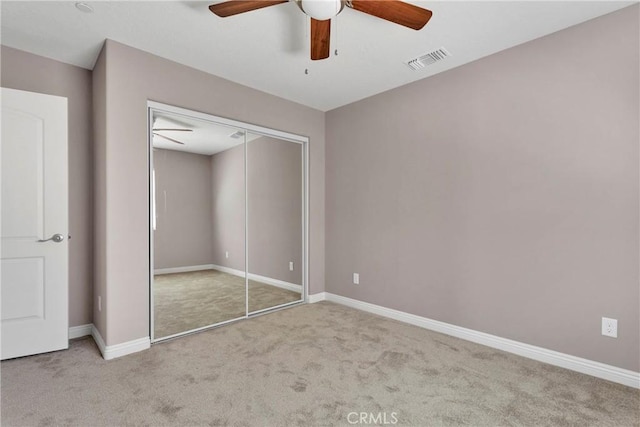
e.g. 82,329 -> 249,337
229,131 -> 245,139
406,47 -> 451,70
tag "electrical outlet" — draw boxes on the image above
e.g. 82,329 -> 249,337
602,317 -> 618,338
353,273 -> 359,285
225,251 -> 229,259
289,261 -> 294,271
98,296 -> 102,312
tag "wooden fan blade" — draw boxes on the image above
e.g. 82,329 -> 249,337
208,1 -> 287,17
153,132 -> 185,145
349,1 -> 432,30
152,128 -> 193,132
311,18 -> 331,61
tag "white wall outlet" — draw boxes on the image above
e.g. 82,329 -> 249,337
353,273 -> 360,285
225,251 -> 229,259
98,296 -> 102,312
602,317 -> 618,338
289,261 -> 294,271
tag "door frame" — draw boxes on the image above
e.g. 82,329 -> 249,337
147,101 -> 309,343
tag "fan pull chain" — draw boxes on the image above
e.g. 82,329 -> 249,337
305,16 -> 310,75
334,15 -> 338,56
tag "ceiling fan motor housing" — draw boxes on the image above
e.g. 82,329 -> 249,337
297,0 -> 344,20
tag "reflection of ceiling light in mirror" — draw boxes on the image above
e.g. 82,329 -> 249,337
75,2 -> 94,13
229,131 -> 245,139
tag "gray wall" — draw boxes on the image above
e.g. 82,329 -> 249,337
1,45 -> 94,328
153,149 -> 214,269
210,144 -> 245,272
97,40 -> 325,345
92,46 -> 107,336
325,5 -> 639,371
247,136 -> 303,285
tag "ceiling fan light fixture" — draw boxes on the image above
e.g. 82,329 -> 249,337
300,0 -> 342,21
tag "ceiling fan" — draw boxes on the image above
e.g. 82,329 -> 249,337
152,128 -> 193,145
208,0 -> 433,60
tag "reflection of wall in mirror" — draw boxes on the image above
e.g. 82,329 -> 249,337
153,149 -> 214,269
210,144 -> 246,272
211,137 -> 302,285
248,136 -> 303,286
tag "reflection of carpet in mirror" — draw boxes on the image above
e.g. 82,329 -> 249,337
154,269 -> 301,339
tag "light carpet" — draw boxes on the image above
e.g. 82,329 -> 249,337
154,269 -> 301,338
1,302 -> 638,426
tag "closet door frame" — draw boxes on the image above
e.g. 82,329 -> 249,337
147,101 -> 309,343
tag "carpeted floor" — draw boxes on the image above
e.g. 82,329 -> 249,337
154,269 -> 301,338
1,302 -> 638,426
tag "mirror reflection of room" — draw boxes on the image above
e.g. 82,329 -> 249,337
152,113 -> 304,340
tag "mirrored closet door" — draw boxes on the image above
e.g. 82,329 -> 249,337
149,103 -> 306,342
247,133 -> 303,314
151,112 -> 247,340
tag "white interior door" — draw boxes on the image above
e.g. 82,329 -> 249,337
1,87 -> 68,360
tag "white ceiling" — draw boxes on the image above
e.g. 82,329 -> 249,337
1,1 -> 635,111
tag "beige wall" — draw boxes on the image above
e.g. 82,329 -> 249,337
1,45 -> 94,328
210,144 -> 245,272
153,149 -> 214,269
325,6 -> 639,371
98,40 -> 325,345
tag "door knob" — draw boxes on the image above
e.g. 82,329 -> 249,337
38,233 -> 64,243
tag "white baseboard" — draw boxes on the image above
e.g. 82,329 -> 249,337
69,324 -> 93,339
307,292 -> 326,303
249,273 -> 301,293
91,325 -> 150,361
210,264 -> 302,293
313,292 -> 639,389
154,264 -> 215,275
91,325 -> 107,355
209,263 -> 243,277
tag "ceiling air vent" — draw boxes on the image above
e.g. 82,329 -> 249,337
229,131 -> 245,139
406,47 -> 451,71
